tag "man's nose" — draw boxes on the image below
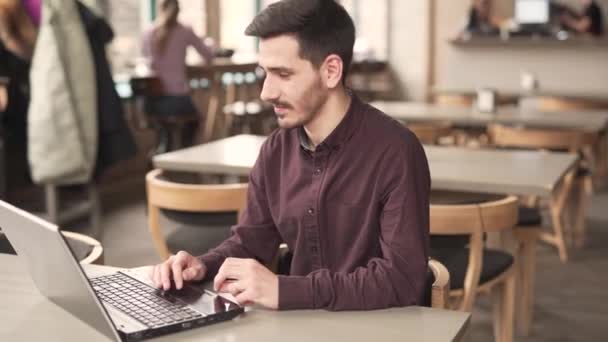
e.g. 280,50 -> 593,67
260,76 -> 279,102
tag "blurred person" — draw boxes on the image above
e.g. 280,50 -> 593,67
0,0 -> 39,192
142,0 -> 214,151
0,0 -> 38,60
463,0 -> 502,36
148,0 -> 430,311
560,0 -> 604,36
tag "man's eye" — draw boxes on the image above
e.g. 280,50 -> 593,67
279,73 -> 290,78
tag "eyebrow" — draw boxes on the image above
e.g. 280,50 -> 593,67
261,66 -> 295,74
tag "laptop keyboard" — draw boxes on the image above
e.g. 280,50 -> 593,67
90,272 -> 204,328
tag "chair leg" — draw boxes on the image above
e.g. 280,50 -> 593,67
492,274 -> 515,342
88,183 -> 102,240
492,283 -> 505,342
549,199 -> 569,263
516,233 -> 538,336
574,175 -> 592,248
45,184 -> 59,223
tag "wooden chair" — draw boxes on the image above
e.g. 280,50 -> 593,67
145,169 -> 248,260
0,230 -> 103,265
430,195 -> 518,342
428,258 -> 450,309
488,123 -> 595,262
434,94 -> 475,107
536,96 -> 608,111
61,231 -> 104,265
404,122 -> 453,145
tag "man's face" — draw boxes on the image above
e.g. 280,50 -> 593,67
258,35 -> 328,129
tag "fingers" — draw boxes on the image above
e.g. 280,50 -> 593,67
235,289 -> 254,307
214,261 -> 242,291
218,279 -> 242,296
171,259 -> 185,290
160,257 -> 174,290
183,261 -> 204,282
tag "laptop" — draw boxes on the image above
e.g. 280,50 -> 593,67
0,200 -> 244,341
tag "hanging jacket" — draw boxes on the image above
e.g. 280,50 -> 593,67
76,1 -> 136,177
28,0 -> 97,185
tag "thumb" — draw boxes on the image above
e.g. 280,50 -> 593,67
183,264 -> 205,281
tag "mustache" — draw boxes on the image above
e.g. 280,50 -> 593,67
267,100 -> 293,109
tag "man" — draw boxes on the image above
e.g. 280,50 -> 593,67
150,0 -> 430,311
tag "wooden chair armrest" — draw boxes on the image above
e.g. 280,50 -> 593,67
429,258 -> 450,309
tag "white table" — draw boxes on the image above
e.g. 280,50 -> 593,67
0,254 -> 471,342
371,101 -> 608,133
154,134 -> 578,197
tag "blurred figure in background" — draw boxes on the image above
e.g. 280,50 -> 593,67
463,0 -> 502,36
0,0 -> 39,197
0,0 -> 38,60
560,0 -> 604,36
142,0 -> 214,151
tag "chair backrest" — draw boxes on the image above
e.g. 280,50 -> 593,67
428,259 -> 450,309
405,122 -> 452,145
434,94 -> 474,107
430,195 -> 518,311
488,123 -> 597,152
537,96 -> 608,111
61,231 -> 104,265
146,169 -> 248,259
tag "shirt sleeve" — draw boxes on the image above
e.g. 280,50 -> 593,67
185,27 -> 214,63
198,141 -> 282,278
278,133 -> 430,311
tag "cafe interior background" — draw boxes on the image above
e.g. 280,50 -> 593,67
1,0 -> 607,341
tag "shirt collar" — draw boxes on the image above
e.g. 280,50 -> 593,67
298,93 -> 363,152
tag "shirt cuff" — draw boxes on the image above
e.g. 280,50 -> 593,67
278,275 -> 314,310
198,253 -> 224,281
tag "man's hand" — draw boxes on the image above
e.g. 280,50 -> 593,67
214,258 -> 278,309
149,251 -> 207,290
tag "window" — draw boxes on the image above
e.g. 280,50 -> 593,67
340,0 -> 389,61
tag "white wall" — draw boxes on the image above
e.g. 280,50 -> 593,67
387,0 -> 431,101
433,0 -> 608,94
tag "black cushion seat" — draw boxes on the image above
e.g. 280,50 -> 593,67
161,210 -> 237,256
517,206 -> 542,227
430,247 -> 513,290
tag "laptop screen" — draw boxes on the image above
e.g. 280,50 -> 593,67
515,0 -> 550,25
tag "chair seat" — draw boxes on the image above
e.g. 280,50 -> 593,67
518,206 -> 542,226
1,232 -> 94,261
430,247 -> 513,290
162,210 -> 237,256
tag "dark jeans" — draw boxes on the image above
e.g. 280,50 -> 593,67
144,95 -> 199,153
144,95 -> 198,116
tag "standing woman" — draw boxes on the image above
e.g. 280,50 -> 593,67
142,0 -> 214,151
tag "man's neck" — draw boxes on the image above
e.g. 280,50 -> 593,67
304,89 -> 352,149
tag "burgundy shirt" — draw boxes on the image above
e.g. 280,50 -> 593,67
200,95 -> 430,310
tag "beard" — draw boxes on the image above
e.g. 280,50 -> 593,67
271,77 -> 327,129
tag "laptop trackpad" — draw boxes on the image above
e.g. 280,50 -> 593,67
158,286 -> 241,315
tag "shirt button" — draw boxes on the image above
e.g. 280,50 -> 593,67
311,246 -> 318,252
314,168 -> 322,175
307,208 -> 315,215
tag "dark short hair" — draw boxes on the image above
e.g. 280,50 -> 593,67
245,0 -> 355,83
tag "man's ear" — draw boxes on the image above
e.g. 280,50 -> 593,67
322,54 -> 344,89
